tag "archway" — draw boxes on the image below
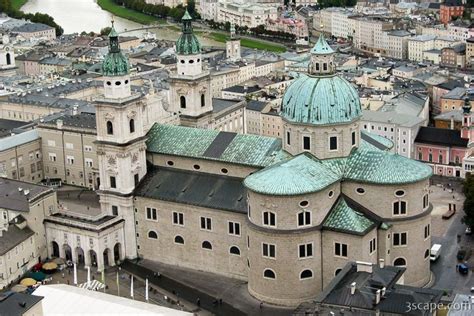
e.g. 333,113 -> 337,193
6,53 -> 11,65
63,244 -> 72,261
52,241 -> 60,258
89,250 -> 98,267
113,243 -> 122,263
76,247 -> 85,265
103,248 -> 111,267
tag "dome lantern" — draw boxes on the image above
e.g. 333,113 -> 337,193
308,34 -> 336,76
101,20 -> 130,77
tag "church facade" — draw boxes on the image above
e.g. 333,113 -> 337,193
45,13 -> 433,306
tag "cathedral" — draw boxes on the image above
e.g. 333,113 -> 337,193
49,12 -> 433,306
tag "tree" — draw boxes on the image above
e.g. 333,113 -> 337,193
462,174 -> 474,228
100,27 -> 112,35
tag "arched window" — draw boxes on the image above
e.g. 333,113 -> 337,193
335,268 -> 342,276
106,121 -> 113,135
428,153 -> 433,162
202,241 -> 212,250
424,249 -> 430,259
6,53 -> 11,65
315,63 -> 320,71
148,231 -> 158,239
174,235 -> 184,244
297,210 -> 311,227
418,152 -> 422,160
201,94 -> 205,107
300,269 -> 313,279
129,119 -> 135,133
180,96 -> 186,109
393,257 -> 406,267
263,269 -> 275,279
393,201 -> 407,215
229,246 -> 240,255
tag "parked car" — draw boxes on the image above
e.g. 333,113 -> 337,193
459,264 -> 469,275
457,248 -> 471,261
442,208 -> 456,219
466,227 -> 472,235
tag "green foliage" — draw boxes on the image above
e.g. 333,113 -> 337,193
318,0 -> 357,8
105,0 -> 195,23
462,174 -> 474,228
100,27 -> 112,36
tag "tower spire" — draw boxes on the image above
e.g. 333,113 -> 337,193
308,34 -> 335,76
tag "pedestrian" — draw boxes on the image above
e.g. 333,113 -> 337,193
456,264 -> 459,271
62,272 -> 65,278
196,298 -> 200,307
260,302 -> 264,309
219,298 -> 222,305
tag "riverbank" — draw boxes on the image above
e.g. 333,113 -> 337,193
97,0 -> 164,25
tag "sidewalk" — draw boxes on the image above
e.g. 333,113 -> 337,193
121,260 -> 246,315
123,259 -> 294,316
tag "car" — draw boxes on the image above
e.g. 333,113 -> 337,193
457,249 -> 467,261
466,227 -> 472,235
459,264 -> 469,275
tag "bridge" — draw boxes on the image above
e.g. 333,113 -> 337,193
118,24 -> 173,34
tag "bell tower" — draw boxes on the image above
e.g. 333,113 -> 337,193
169,10 -> 212,118
226,23 -> 241,61
95,21 -> 147,259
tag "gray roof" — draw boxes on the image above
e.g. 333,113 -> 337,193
222,85 -> 261,94
0,220 -> 35,255
361,110 -> 425,127
246,100 -> 268,112
39,57 -> 72,66
434,110 -> 463,122
13,22 -> 54,33
381,93 -> 427,117
312,262 -> 443,315
0,292 -> 43,316
0,130 -> 39,152
212,98 -> 242,114
443,87 -> 470,100
42,113 -> 96,130
135,167 -> 247,213
5,95 -> 91,109
0,119 -> 30,138
0,178 -> 52,212
387,30 -> 411,37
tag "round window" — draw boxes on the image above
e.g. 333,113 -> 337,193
106,81 -> 111,86
299,200 -> 309,207
124,79 -> 129,84
193,164 -> 201,170
189,60 -> 194,64
328,190 -> 334,198
221,168 -> 228,174
395,190 -> 405,197
197,58 -> 201,62
167,161 -> 174,166
356,188 -> 365,194
115,81 -> 121,86
180,60 -> 185,64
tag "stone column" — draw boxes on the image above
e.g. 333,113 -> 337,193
59,244 -> 66,259
71,247 -> 78,264
97,250 -> 104,272
108,250 -> 115,267
84,250 -> 91,267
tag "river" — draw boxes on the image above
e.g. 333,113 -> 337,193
21,0 -> 222,46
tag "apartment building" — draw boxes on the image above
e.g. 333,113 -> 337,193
467,37 -> 474,68
384,30 -> 411,60
440,43 -> 466,68
351,17 -> 394,55
408,35 -> 436,62
0,130 -> 43,183
12,23 -> 56,41
38,113 -> 99,189
217,1 -> 277,28
199,0 -> 219,21
313,8 -> 355,39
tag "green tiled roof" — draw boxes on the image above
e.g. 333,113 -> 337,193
146,124 -> 288,167
281,73 -> 361,125
102,23 -> 129,77
323,197 -> 375,234
244,132 -> 432,196
243,153 -> 340,196
311,34 -> 334,55
176,10 -> 201,55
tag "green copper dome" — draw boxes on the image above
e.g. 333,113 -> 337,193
176,10 -> 201,55
311,33 -> 334,55
102,22 -> 130,77
281,73 -> 362,125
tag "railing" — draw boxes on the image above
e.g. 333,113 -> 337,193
56,206 -> 104,222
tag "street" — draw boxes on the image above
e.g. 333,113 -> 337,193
430,177 -> 474,295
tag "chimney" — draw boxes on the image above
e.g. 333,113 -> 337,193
381,287 -> 386,296
375,290 -> 381,305
350,282 -> 356,295
73,105 -> 78,115
379,259 -> 385,269
56,119 -> 63,129
356,261 -> 373,273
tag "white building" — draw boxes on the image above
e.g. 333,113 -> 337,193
217,1 -> 278,28
408,35 -> 436,62
199,0 -> 219,21
313,7 -> 355,39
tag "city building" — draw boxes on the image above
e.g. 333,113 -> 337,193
440,43 -> 466,68
0,130 -> 43,182
0,35 -> 16,77
384,30 -> 411,60
226,24 -> 241,61
351,16 -> 394,56
199,0 -> 219,21
12,23 -> 56,41
0,292 -> 43,315
408,35 -> 436,62
439,0 -> 464,25
467,37 -> 474,68
0,179 -> 57,289
295,261 -> 443,316
217,1 -> 278,28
